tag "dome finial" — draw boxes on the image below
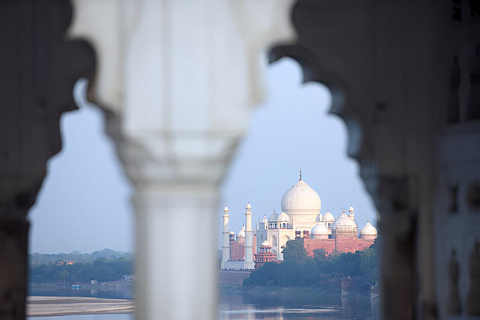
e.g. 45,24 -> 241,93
299,168 -> 302,181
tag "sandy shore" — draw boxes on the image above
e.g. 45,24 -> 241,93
27,296 -> 135,317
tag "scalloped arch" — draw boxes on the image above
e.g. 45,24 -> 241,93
269,43 -> 363,160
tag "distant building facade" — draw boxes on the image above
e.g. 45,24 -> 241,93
220,173 -> 377,270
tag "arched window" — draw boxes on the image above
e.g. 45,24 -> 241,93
272,235 -> 277,246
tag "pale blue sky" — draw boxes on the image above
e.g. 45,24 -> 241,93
29,58 -> 376,254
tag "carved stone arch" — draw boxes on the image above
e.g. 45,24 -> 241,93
0,1 -> 96,318
267,1 -> 425,319
269,44 -> 364,161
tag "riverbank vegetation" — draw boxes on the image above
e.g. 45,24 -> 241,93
29,250 -> 133,283
243,239 -> 378,293
30,249 -> 133,265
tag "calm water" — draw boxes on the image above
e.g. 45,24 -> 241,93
28,288 -> 378,320
218,291 -> 379,320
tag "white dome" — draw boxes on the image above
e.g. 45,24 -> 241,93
237,226 -> 245,238
261,240 -> 271,247
360,222 -> 377,236
246,202 -> 252,210
223,206 -> 229,214
348,205 -> 354,213
322,210 -> 335,222
262,215 -> 268,223
229,231 -> 235,236
277,212 -> 290,222
268,211 -> 278,222
316,213 -> 323,222
332,212 -> 357,232
281,179 -> 321,214
311,223 -> 331,235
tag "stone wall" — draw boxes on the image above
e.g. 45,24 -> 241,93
303,236 -> 375,257
230,240 -> 244,261
219,270 -> 251,285
303,238 -> 336,256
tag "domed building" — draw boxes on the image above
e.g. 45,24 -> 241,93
304,206 -> 378,257
311,223 -> 331,239
281,177 -> 322,229
322,210 -> 335,228
221,173 -> 378,269
360,220 -> 378,240
253,240 -> 277,269
331,209 -> 358,236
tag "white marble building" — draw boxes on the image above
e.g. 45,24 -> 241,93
224,173 -> 376,262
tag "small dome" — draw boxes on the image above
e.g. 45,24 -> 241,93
237,226 -> 245,238
281,179 -> 321,214
332,212 -> 357,232
262,215 -> 268,223
316,213 -> 323,222
360,221 -> 377,236
223,206 -> 229,214
229,231 -> 235,236
311,223 -> 331,235
277,212 -> 290,222
261,240 -> 271,247
246,202 -> 252,210
348,205 -> 354,213
268,211 -> 278,222
322,210 -> 335,222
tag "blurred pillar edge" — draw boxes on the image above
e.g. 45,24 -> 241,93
2,1 -> 480,320
68,1 -> 296,320
0,1 -> 96,319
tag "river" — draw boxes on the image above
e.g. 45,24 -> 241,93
28,287 -> 379,319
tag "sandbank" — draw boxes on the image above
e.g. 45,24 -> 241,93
27,296 -> 134,317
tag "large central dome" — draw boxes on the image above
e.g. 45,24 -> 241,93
281,179 -> 321,214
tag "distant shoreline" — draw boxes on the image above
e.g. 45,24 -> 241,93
27,296 -> 134,317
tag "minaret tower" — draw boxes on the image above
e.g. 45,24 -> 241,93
221,206 -> 231,269
348,205 -> 355,220
244,202 -> 255,269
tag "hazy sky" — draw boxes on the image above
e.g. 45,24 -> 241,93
29,58 -> 376,254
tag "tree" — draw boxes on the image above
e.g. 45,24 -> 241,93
282,239 -> 308,263
313,248 -> 328,262
333,252 -> 362,277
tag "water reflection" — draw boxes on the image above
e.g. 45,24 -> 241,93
29,286 -> 378,319
219,290 -> 379,320
29,285 -> 132,300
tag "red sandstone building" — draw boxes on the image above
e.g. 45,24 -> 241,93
254,241 -> 278,268
303,214 -> 377,257
229,227 -> 257,261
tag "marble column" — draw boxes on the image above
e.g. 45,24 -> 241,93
69,1 -> 295,319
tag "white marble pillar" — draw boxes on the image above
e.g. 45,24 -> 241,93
69,1 -> 295,319
134,183 -> 219,320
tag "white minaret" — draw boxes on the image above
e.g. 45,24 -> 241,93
348,205 -> 355,220
244,202 -> 255,269
221,206 -> 230,269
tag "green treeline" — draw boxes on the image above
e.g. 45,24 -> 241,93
30,249 -> 133,265
29,258 -> 133,283
243,239 -> 378,293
